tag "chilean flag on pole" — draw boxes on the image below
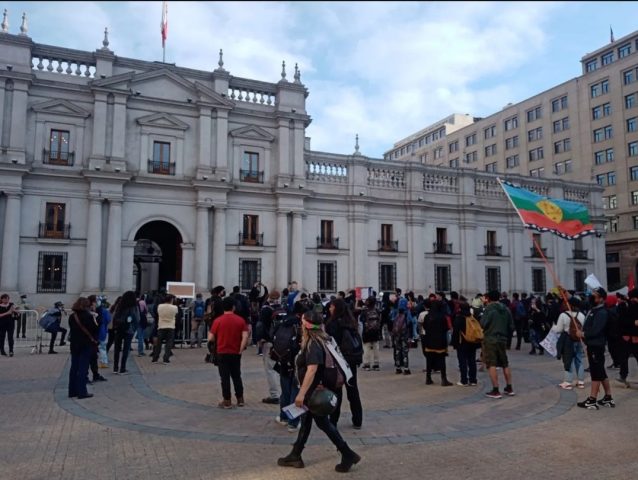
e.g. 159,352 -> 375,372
161,1 -> 168,48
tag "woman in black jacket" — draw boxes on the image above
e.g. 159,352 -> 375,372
450,302 -> 479,386
325,298 -> 363,429
423,300 -> 452,386
111,291 -> 140,374
68,297 -> 99,399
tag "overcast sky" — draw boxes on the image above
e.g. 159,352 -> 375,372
4,1 -> 638,157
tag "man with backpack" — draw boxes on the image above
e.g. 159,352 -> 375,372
271,300 -> 304,431
359,296 -> 382,371
258,290 -> 286,405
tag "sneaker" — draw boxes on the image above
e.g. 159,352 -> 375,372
218,399 -> 233,409
395,368 -> 402,374
469,382 -> 478,386
485,389 -> 502,399
137,352 -> 146,357
262,397 -> 280,404
403,369 -> 411,375
597,395 -> 616,408
119,370 -> 129,375
362,364 -> 371,371
275,415 -> 288,426
162,359 -> 170,364
503,386 -> 516,396
236,396 -> 245,407
456,381 -> 468,387
577,381 -> 585,389
93,375 -> 108,382
8,352 -> 13,357
151,359 -> 158,363
287,424 -> 299,432
577,396 -> 599,410
372,365 -> 380,371
558,382 -> 573,390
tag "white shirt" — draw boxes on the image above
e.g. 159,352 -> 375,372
552,310 -> 585,333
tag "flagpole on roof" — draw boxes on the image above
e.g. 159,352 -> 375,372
161,1 -> 168,62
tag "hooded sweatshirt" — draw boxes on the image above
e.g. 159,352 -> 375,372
481,301 -> 513,343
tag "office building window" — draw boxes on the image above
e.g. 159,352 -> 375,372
449,158 -> 459,168
433,147 -> 443,160
484,125 -> 496,139
318,261 -> 337,292
619,44 -> 632,58
551,95 -> 568,113
632,191 -> 638,205
586,59 -> 598,72
628,117 -> 637,133
595,148 -> 614,164
43,203 -> 67,238
532,268 -> 546,294
601,52 -> 614,65
592,103 -> 611,119
485,144 -> 497,157
593,125 -> 613,142
554,138 -> 571,154
630,142 -> 638,157
554,160 -> 572,175
634,216 -> 638,230
608,217 -> 618,232
465,133 -> 477,147
485,162 -> 497,173
528,127 -> 543,142
37,252 -> 67,293
529,147 -> 544,162
379,263 -> 397,292
463,151 -> 478,163
631,166 -> 638,181
526,106 -> 542,122
626,93 -> 636,109
238,259 -> 261,291
505,135 -> 519,150
591,80 -> 608,98
506,155 -> 519,168
449,140 -> 459,153
530,167 -> 545,178
596,171 -> 616,186
553,117 -> 569,133
624,69 -> 635,85
504,116 -> 518,131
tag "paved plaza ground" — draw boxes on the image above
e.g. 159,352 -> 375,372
1,339 -> 637,480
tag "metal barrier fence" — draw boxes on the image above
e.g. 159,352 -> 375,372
13,309 -> 46,354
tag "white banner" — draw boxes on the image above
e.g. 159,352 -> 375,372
540,330 -> 560,358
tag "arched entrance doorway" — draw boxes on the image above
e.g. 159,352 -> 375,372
134,221 -> 183,294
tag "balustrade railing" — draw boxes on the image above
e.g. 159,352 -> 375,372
42,149 -> 75,166
239,170 -> 264,183
378,240 -> 398,252
228,78 -> 277,105
422,173 -> 458,193
433,242 -> 453,254
484,245 -> 502,256
367,168 -> 405,188
306,161 -> 348,183
317,237 -> 339,249
31,46 -> 96,78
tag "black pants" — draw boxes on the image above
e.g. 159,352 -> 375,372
330,361 -> 363,428
293,411 -> 347,454
513,317 -> 526,349
619,340 -> 638,380
113,331 -> 132,373
49,327 -> 67,352
425,351 -> 447,377
217,353 -> 243,400
89,346 -> 99,379
106,329 -> 114,353
16,313 -> 27,338
152,328 -> 174,362
608,337 -> 623,367
0,318 -> 15,354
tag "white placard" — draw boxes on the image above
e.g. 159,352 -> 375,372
584,274 -> 602,291
166,281 -> 196,299
540,330 -> 560,358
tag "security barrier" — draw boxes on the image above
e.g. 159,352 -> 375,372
13,309 -> 45,354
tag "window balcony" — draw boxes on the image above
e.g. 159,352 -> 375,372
378,240 -> 398,252
239,169 -> 264,183
39,222 -> 71,239
238,232 -> 264,246
530,247 -> 547,258
484,245 -> 502,256
317,236 -> 339,249
42,149 -> 75,166
572,249 -> 588,260
147,159 -> 175,175
433,242 -> 453,254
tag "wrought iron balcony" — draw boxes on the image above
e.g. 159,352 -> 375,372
42,149 -> 75,166
530,247 -> 547,258
484,245 -> 502,256
317,236 -> 339,249
433,242 -> 453,254
378,240 -> 398,252
572,249 -> 588,260
239,169 -> 264,183
39,222 -> 71,239
147,159 -> 175,175
238,232 -> 264,246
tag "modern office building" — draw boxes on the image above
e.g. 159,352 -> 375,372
386,29 -> 638,290
0,18 -> 606,306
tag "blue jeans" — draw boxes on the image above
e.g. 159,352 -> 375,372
136,326 -> 146,355
566,341 -> 585,383
69,345 -> 92,397
456,344 -> 478,384
279,371 -> 300,427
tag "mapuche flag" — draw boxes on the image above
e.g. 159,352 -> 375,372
499,180 -> 596,240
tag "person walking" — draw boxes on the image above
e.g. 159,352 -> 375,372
209,297 -> 250,408
325,298 -> 363,429
152,295 -> 178,364
68,297 -> 99,399
111,291 -> 139,375
277,310 -> 361,472
481,291 -> 515,398
0,294 -> 17,357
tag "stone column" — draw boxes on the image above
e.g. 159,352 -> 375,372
195,205 -> 210,291
290,212 -> 303,286
277,118 -> 291,177
292,120 -> 305,181
353,219 -> 368,287
84,198 -> 103,291
214,109 -> 229,174
9,83 -> 28,157
198,107 -> 212,170
110,96 -> 127,159
0,194 -> 21,291
91,94 -> 107,158
104,200 -> 122,291
275,211 -> 289,288
406,221 -> 416,290
212,206 -> 226,286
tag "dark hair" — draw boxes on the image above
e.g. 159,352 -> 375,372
329,297 -> 357,329
232,286 -> 240,294
487,290 -> 500,302
459,302 -> 471,316
222,297 -> 236,311
303,310 -> 323,326
164,295 -> 174,304
0,293 -> 9,301
115,291 -> 137,317
72,297 -> 90,312
450,291 -> 459,300
109,296 -> 122,314
88,295 -> 97,304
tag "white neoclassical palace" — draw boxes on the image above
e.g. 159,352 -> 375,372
0,23 -> 607,306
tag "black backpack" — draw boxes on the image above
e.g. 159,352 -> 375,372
363,309 -> 381,333
267,308 -> 288,340
269,322 -> 300,366
340,327 -> 363,365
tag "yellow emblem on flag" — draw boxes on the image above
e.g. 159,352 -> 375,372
536,199 -> 563,223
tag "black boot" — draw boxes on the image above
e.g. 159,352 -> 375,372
441,370 -> 452,387
277,449 -> 304,468
425,373 -> 433,385
336,445 -> 361,473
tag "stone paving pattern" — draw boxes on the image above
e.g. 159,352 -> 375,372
1,342 -> 638,479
